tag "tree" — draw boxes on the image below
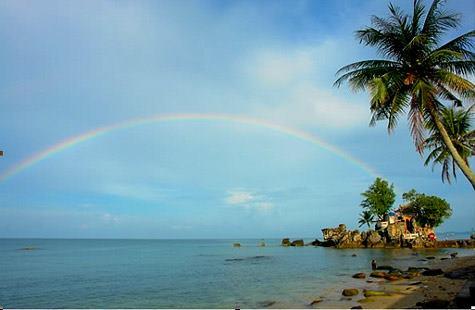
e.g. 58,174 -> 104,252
424,105 -> 475,183
401,189 -> 452,227
335,0 -> 475,189
360,178 -> 396,220
358,210 -> 374,229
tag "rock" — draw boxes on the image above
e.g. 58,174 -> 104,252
416,299 -> 450,308
376,265 -> 394,271
342,288 -> 359,296
310,239 -> 321,246
363,290 -> 390,297
450,252 -> 458,258
258,241 -> 266,247
426,256 -> 436,260
409,281 -> 422,285
418,259 -> 428,261
402,272 -> 418,279
351,306 -> 362,309
233,243 -> 241,247
258,300 -> 276,307
290,239 -> 304,247
384,274 -> 402,281
422,268 -> 444,276
352,253 -> 357,257
440,257 -> 449,260
370,271 -> 387,278
366,230 -> 382,246
19,247 -> 37,251
309,298 -> 323,306
281,238 -> 291,246
352,272 -> 366,279
407,267 -> 428,272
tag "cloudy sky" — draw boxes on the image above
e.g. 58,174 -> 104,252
0,0 -> 474,238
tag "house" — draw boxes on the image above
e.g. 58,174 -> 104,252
375,205 -> 436,241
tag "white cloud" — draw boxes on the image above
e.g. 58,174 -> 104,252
225,190 -> 274,212
254,83 -> 368,128
248,49 -> 314,87
244,42 -> 369,129
225,190 -> 254,205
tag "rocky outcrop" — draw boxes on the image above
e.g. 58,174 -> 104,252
281,238 -> 291,246
318,224 -> 475,249
290,239 -> 304,247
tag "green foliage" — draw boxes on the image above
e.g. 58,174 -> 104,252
358,210 -> 374,228
424,105 -> 475,183
360,178 -> 396,220
335,0 -> 475,187
401,189 -> 452,227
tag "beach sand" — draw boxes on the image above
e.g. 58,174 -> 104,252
348,254 -> 475,309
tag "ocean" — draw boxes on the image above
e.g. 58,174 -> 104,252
1,239 -> 474,308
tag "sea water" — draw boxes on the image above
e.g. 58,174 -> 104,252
1,239 -> 473,308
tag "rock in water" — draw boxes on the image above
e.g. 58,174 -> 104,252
370,271 -> 387,278
233,243 -> 241,248
281,238 -> 291,246
342,288 -> 359,296
290,239 -> 304,247
384,274 -> 402,281
352,273 -> 366,279
309,298 -> 323,306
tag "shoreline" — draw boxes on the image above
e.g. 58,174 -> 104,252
322,252 -> 475,309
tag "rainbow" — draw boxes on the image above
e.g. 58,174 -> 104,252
0,113 -> 380,181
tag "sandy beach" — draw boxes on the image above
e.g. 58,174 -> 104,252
336,253 -> 475,309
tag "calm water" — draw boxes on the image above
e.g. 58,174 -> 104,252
1,239 -> 474,308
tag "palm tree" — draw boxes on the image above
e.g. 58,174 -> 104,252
335,0 -> 475,189
358,210 -> 374,229
424,104 -> 475,183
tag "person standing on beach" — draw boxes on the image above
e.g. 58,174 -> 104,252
371,259 -> 377,270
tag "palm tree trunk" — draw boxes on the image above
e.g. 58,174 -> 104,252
428,106 -> 475,190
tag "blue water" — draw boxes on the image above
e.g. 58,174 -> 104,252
1,239 -> 474,308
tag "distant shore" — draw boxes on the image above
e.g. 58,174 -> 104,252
328,253 -> 475,309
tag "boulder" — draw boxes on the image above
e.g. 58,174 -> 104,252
422,268 -> 444,276
290,239 -> 304,247
309,298 -> 323,306
384,274 -> 402,281
352,273 -> 366,279
365,230 -> 383,247
370,271 -> 387,278
350,306 -> 362,309
281,238 -> 291,246
233,243 -> 241,247
310,239 -> 322,246
376,265 -> 394,271
342,288 -> 359,296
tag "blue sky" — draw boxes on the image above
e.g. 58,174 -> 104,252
0,0 -> 474,238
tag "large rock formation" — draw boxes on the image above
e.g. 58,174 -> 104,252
319,224 -> 475,249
